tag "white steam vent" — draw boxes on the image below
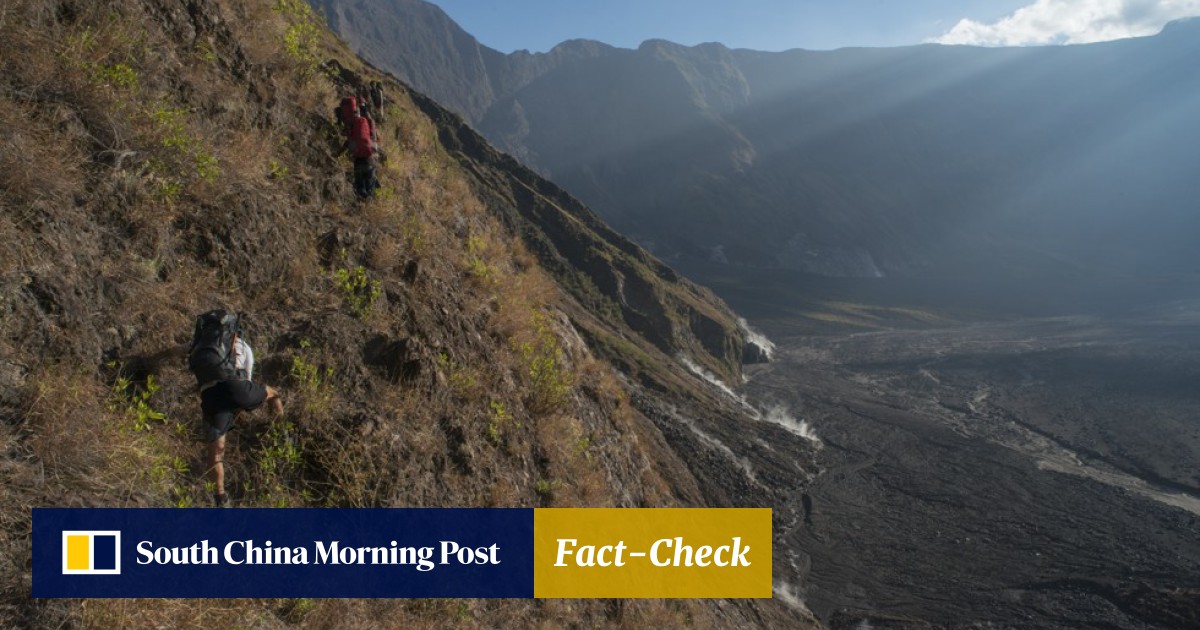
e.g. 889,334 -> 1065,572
762,405 -> 821,447
772,581 -> 813,613
679,355 -> 760,415
678,354 -> 821,447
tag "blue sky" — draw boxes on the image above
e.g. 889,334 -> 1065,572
428,0 -> 1200,52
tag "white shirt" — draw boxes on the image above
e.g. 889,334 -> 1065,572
233,338 -> 254,381
198,338 -> 254,392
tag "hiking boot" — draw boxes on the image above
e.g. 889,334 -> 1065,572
214,493 -> 230,508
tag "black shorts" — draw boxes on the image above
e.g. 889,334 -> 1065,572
200,380 -> 267,442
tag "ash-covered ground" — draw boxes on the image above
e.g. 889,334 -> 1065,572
745,304 -> 1200,629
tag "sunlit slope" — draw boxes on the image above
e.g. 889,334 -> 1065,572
0,0 -> 812,627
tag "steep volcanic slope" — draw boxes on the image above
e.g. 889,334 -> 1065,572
0,0 -> 814,627
315,2 -> 1200,287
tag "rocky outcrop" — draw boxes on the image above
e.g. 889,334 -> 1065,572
741,341 -> 772,365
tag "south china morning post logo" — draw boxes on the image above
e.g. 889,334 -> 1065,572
61,531 -> 121,575
34,508 -> 534,598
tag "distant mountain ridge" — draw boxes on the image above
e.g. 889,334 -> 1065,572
314,0 -> 1200,284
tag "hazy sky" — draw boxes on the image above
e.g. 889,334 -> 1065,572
428,0 -> 1200,52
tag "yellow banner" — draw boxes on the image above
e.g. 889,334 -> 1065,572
533,508 -> 772,598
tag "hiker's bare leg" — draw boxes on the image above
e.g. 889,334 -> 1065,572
208,436 -> 226,497
265,385 -> 284,417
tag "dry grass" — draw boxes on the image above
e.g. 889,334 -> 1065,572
220,0 -> 287,69
0,213 -> 39,277
0,0 -> 795,627
24,368 -> 115,481
79,598 -> 284,629
0,98 -> 87,207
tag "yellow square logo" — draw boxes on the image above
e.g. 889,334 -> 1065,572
61,531 -> 121,575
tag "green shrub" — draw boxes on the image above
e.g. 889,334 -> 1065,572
466,235 -> 496,284
437,351 -> 477,398
108,371 -> 166,432
106,365 -> 194,506
148,103 -> 221,186
268,158 -> 290,180
535,478 -> 561,497
486,400 -> 511,445
402,214 -> 427,254
273,0 -> 323,79
515,312 -> 573,414
194,40 -> 217,65
333,265 -> 381,318
94,62 -> 138,89
194,150 -> 220,183
290,339 -> 333,415
255,418 -> 303,507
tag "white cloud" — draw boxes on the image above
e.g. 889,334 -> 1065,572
932,0 -> 1200,46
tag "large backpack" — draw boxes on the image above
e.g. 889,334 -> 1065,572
338,96 -> 357,124
349,114 -> 375,159
188,310 -> 243,385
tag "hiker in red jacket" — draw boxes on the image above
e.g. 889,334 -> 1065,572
345,108 -> 378,200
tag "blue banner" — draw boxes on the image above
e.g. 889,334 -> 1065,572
34,508 -> 534,598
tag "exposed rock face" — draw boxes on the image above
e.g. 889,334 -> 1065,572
741,341 -> 772,365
